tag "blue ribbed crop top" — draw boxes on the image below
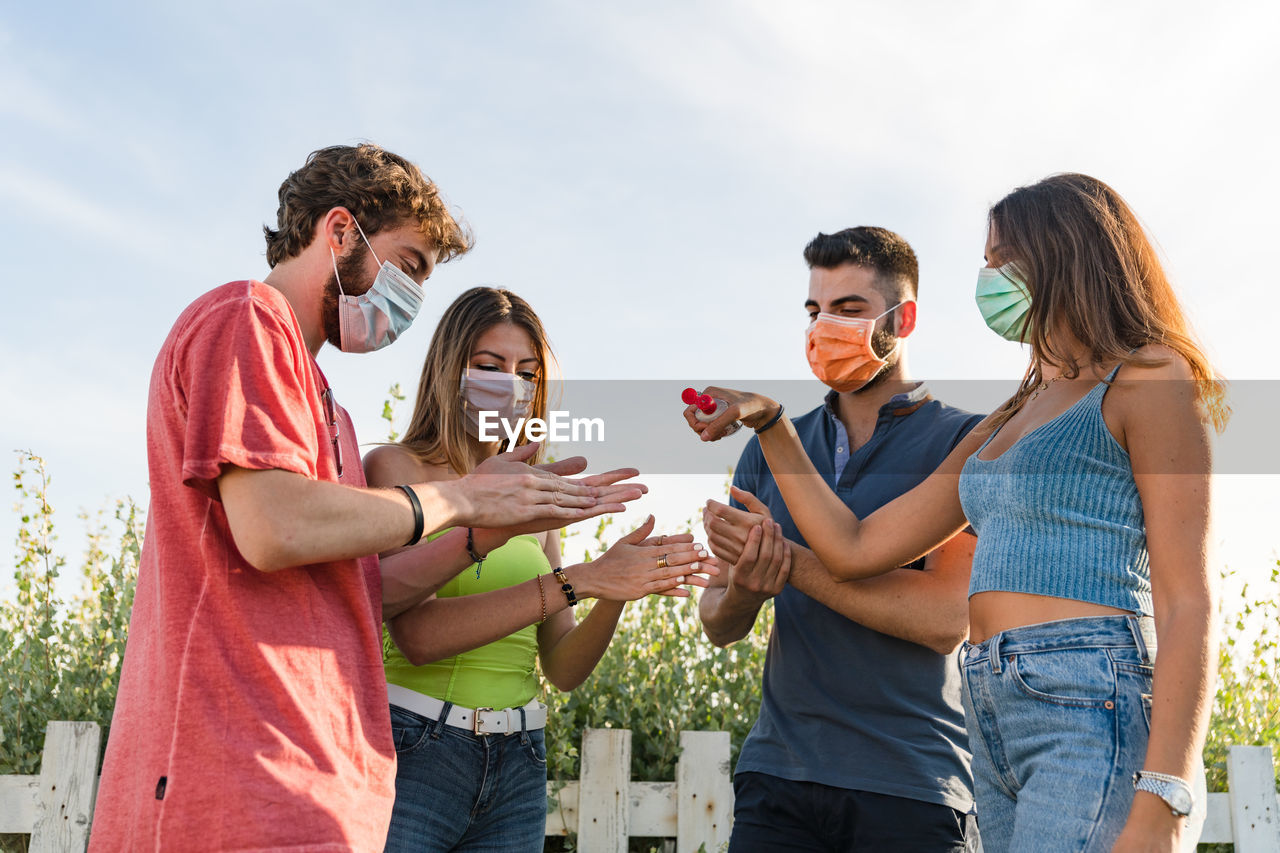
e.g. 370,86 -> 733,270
958,365 -> 1152,615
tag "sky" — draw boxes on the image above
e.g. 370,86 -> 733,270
1,1 -> 1278,607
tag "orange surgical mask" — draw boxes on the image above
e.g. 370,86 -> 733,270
805,304 -> 904,392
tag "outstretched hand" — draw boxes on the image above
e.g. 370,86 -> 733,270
569,515 -> 718,602
682,386 -> 781,442
453,442 -> 646,532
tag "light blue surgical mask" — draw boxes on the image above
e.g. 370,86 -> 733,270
975,263 -> 1032,342
330,219 -> 425,353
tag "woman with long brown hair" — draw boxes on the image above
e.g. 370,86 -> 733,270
367,286 -> 715,852
689,174 -> 1225,852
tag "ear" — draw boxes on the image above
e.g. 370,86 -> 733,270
317,207 -> 356,252
894,300 -> 918,338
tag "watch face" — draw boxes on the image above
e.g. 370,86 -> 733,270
1169,786 -> 1193,815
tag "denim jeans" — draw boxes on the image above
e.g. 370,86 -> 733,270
384,703 -> 548,853
960,615 -> 1205,853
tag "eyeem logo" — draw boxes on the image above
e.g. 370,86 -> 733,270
476,411 -> 606,443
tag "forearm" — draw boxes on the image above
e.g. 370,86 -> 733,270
381,527 -> 510,619
755,422 -> 872,574
698,585 -> 768,647
389,573 -> 572,665
539,600 -> 626,691
1144,598 -> 1218,781
787,546 -> 969,654
220,467 -> 463,573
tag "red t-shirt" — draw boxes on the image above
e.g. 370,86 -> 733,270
89,282 -> 394,852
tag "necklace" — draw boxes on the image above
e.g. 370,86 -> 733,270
1029,374 -> 1065,402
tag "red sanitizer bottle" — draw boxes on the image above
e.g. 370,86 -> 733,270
682,387 -> 742,436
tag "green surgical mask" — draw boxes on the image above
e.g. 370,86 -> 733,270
976,263 -> 1032,342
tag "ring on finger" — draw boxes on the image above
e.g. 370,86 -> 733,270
656,534 -> 665,546
657,554 -> 668,569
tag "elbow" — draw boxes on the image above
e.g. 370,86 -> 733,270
228,514 -> 309,573
544,669 -> 586,693
926,618 -> 970,656
700,623 -> 742,649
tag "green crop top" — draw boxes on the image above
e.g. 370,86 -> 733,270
384,531 -> 552,710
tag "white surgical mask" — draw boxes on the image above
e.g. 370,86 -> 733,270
460,368 -> 536,438
330,219 -> 425,353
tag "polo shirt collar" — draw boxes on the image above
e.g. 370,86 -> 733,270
822,381 -> 930,422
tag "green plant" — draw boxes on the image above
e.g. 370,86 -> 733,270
1,452 -> 142,853
1203,563 -> 1280,794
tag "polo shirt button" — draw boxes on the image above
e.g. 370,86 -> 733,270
837,447 -> 844,453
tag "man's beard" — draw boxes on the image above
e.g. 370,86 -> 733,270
321,241 -> 372,348
851,326 -> 901,395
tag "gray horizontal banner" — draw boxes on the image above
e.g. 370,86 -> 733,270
495,379 -> 1277,477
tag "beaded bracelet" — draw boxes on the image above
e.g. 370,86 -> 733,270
552,567 -> 578,607
535,573 -> 547,623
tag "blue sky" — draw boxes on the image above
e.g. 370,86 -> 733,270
2,1 -> 1278,601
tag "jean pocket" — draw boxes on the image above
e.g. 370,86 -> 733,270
390,705 -> 433,755
1009,649 -> 1116,707
522,728 -> 548,766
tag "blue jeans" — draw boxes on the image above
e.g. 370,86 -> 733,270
960,615 -> 1203,853
384,703 -> 548,853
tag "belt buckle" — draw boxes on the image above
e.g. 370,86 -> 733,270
472,707 -> 494,736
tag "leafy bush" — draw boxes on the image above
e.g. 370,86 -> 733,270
1203,564 -> 1280,793
1,452 -> 141,853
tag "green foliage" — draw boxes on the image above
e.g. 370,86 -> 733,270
1203,563 -> 1280,793
1,452 -> 142,853
382,382 -> 406,441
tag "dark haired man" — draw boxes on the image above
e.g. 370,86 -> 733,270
694,227 -> 981,852
89,144 -> 645,851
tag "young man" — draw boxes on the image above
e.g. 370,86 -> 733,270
90,144 -> 642,851
691,227 -> 981,852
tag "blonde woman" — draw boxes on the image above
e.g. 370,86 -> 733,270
690,174 -> 1226,853
366,286 -> 713,852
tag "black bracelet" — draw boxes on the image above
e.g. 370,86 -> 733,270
395,485 -> 424,547
754,404 -> 786,434
466,527 -> 487,580
552,567 -> 578,606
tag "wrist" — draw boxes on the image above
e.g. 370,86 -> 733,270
1127,791 -> 1187,835
739,398 -> 780,430
559,563 -> 597,600
470,527 -> 511,555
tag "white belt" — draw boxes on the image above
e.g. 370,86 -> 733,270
388,683 -> 548,735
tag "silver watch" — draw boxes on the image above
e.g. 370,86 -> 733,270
1133,771 -> 1194,817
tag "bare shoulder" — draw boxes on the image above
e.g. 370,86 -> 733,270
1116,343 -> 1196,382
1107,345 -> 1205,447
362,444 -> 451,487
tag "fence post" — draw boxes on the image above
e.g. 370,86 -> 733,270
676,731 -> 732,853
577,728 -> 631,853
29,721 -> 101,853
1227,745 -> 1280,852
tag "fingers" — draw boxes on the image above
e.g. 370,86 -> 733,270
772,528 -> 792,587
535,456 -> 588,476
592,483 -> 648,502
638,532 -> 695,548
736,524 -> 762,569
501,441 -> 541,462
617,514 -> 656,545
576,467 -> 641,488
731,486 -> 772,518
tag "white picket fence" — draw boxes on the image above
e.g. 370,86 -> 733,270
1,722 -> 1277,852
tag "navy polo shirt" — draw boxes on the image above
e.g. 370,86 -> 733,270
732,383 -> 981,812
